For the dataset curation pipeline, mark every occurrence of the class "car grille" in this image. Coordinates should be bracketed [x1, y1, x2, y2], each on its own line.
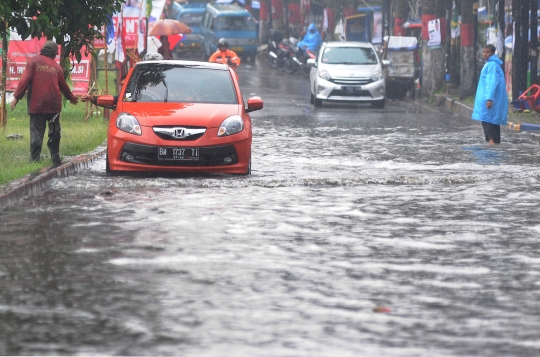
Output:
[120, 143, 238, 166]
[153, 126, 206, 141]
[330, 77, 373, 85]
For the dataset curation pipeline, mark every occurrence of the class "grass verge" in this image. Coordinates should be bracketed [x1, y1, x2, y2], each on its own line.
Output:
[0, 97, 108, 186]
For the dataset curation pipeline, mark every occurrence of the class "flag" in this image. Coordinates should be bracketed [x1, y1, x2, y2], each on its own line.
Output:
[494, 2, 504, 58]
[451, 1, 460, 39]
[106, 14, 115, 53]
[115, 6, 125, 63]
[137, 0, 148, 53]
[146, 0, 153, 19]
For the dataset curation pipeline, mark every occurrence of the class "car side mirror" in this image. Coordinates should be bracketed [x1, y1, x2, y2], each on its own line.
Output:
[307, 58, 316, 67]
[382, 59, 391, 68]
[246, 96, 263, 113]
[96, 95, 117, 110]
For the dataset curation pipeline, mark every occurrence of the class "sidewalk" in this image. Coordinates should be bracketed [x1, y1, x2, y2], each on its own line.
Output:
[0, 144, 106, 212]
[428, 85, 540, 144]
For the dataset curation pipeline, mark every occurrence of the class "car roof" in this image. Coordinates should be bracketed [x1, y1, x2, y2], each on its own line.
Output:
[323, 41, 375, 49]
[135, 60, 229, 71]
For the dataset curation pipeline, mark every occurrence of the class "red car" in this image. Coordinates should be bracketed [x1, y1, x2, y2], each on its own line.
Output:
[98, 60, 263, 175]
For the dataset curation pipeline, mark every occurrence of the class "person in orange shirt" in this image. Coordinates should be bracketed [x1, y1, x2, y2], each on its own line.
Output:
[208, 38, 241, 79]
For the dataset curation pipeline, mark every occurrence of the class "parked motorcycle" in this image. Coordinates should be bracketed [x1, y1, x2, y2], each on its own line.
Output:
[279, 39, 298, 74]
[267, 30, 286, 69]
[287, 37, 316, 77]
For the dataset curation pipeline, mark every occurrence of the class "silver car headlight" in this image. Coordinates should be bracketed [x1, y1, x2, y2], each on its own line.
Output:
[218, 115, 244, 137]
[371, 70, 383, 82]
[116, 113, 142, 135]
[319, 70, 331, 81]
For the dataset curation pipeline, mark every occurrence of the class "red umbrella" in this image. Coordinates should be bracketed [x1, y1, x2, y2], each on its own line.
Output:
[148, 19, 192, 37]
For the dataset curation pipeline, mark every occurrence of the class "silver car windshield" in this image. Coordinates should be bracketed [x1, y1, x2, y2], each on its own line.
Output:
[124, 65, 238, 104]
[321, 47, 379, 65]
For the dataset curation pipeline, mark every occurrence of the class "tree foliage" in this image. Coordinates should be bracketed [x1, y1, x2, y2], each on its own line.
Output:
[1, 0, 123, 77]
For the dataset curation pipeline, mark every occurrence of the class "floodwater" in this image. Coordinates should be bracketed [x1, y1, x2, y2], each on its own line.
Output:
[2, 59, 540, 356]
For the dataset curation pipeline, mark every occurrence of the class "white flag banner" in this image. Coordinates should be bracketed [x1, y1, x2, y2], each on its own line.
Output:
[137, 0, 148, 53]
[115, 6, 125, 63]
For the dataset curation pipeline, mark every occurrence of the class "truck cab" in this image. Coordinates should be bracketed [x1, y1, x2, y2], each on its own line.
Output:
[173, 2, 207, 59]
[201, 3, 259, 63]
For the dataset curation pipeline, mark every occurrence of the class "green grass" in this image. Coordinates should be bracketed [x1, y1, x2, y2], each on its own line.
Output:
[0, 62, 117, 186]
[0, 97, 108, 185]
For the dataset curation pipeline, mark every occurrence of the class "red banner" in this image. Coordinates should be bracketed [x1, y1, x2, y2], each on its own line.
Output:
[461, 23, 474, 47]
[1, 35, 91, 95]
[95, 16, 141, 50]
[422, 14, 436, 40]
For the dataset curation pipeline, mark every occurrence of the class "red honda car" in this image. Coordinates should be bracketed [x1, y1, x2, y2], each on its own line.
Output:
[98, 60, 263, 175]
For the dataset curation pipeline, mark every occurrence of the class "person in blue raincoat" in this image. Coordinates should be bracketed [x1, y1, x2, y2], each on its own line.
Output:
[297, 23, 323, 52]
[472, 44, 508, 145]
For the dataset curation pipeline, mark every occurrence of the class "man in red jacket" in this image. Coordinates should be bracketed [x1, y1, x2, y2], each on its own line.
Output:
[11, 41, 79, 165]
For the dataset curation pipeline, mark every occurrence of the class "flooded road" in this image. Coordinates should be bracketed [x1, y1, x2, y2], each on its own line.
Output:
[2, 60, 540, 356]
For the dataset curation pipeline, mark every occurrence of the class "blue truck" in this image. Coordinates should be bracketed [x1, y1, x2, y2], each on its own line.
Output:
[200, 3, 259, 63]
[173, 2, 207, 60]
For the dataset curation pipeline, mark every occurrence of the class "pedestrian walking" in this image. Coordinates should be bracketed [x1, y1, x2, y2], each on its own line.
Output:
[471, 44, 508, 145]
[10, 41, 79, 165]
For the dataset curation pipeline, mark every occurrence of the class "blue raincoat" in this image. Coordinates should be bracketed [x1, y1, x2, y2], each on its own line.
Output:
[297, 23, 323, 52]
[471, 54, 508, 125]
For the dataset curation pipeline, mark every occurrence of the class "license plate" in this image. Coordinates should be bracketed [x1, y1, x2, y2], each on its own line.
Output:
[342, 86, 363, 92]
[158, 147, 199, 161]
[230, 46, 243, 52]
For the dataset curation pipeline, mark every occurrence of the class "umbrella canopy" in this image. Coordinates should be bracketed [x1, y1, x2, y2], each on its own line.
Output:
[148, 19, 192, 37]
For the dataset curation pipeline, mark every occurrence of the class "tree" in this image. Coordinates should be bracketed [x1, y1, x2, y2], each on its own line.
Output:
[11, 0, 123, 78]
[460, 0, 475, 99]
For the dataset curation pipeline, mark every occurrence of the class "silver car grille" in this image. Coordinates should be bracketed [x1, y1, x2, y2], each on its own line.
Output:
[153, 127, 206, 140]
[330, 77, 372, 85]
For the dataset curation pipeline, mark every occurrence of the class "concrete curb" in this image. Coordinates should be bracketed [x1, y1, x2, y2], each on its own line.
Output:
[0, 145, 106, 212]
[433, 94, 474, 118]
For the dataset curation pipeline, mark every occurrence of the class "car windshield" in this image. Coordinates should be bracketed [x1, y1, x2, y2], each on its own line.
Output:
[123, 65, 238, 104]
[216, 16, 256, 31]
[178, 13, 203, 27]
[321, 47, 378, 65]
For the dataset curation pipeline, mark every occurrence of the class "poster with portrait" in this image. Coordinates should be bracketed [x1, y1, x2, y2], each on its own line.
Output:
[428, 18, 441, 48]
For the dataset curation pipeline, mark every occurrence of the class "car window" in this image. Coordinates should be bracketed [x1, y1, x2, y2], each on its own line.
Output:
[216, 16, 256, 31]
[178, 12, 203, 27]
[124, 65, 238, 104]
[321, 47, 378, 65]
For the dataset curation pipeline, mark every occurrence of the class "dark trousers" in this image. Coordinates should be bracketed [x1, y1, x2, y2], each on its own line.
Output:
[30, 113, 61, 163]
[481, 121, 501, 144]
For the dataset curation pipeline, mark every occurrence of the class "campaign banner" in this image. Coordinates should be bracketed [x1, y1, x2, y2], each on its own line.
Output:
[1, 34, 91, 95]
[95, 16, 142, 50]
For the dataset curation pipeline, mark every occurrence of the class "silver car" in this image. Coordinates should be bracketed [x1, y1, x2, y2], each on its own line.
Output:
[309, 41, 389, 108]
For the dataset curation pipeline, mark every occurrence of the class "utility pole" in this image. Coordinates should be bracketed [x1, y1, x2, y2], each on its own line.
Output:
[512, 0, 529, 100]
[1, 20, 7, 127]
[460, 0, 476, 99]
[530, 0, 538, 86]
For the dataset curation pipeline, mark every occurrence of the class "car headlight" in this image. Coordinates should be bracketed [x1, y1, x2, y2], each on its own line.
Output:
[116, 113, 142, 135]
[218, 115, 244, 137]
[319, 70, 331, 81]
[371, 70, 383, 82]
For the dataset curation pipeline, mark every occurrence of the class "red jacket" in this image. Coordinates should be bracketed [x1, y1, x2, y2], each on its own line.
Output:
[14, 54, 77, 114]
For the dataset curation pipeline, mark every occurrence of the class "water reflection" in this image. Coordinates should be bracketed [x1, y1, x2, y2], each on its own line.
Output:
[463, 146, 509, 165]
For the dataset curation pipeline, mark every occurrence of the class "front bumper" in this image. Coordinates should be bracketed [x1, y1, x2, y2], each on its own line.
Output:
[107, 128, 251, 174]
[314, 77, 386, 102]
